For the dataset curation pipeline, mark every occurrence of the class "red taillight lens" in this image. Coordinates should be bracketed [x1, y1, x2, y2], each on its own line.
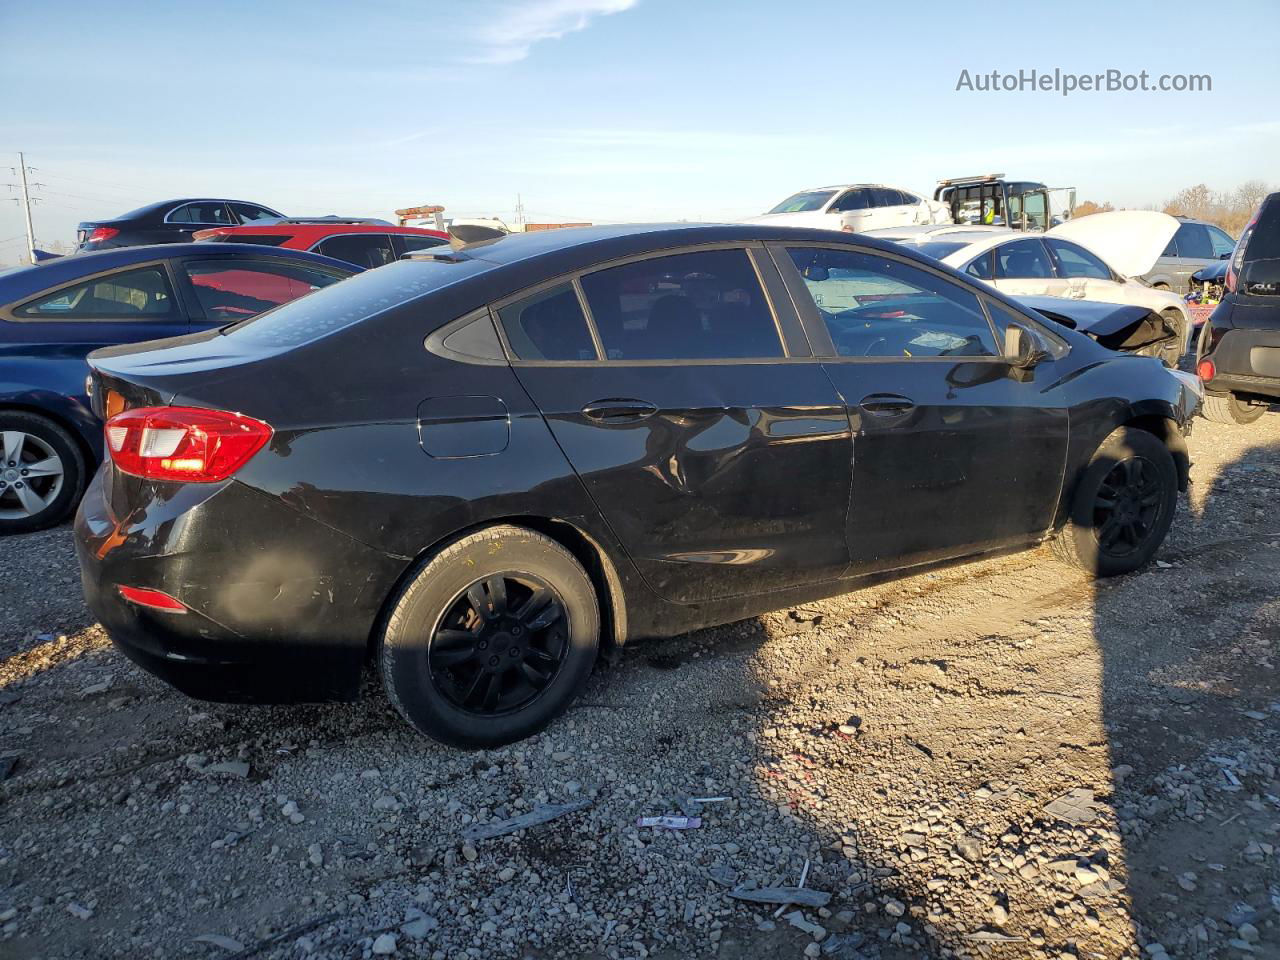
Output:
[1197, 359, 1216, 381]
[87, 226, 119, 244]
[104, 406, 272, 482]
[117, 585, 188, 613]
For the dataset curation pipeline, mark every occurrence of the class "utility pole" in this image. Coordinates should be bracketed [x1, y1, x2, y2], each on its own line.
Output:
[514, 193, 525, 230]
[16, 153, 36, 264]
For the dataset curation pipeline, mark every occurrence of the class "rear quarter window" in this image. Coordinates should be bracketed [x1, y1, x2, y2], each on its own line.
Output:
[222, 257, 492, 347]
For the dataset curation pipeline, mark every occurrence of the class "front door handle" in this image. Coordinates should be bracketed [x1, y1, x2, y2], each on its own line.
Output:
[581, 398, 659, 423]
[858, 394, 916, 416]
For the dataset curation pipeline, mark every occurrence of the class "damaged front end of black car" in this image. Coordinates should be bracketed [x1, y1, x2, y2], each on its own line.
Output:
[1015, 296, 1184, 367]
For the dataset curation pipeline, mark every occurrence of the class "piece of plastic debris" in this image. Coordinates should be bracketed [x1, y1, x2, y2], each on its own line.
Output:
[205, 761, 250, 779]
[689, 796, 729, 804]
[728, 886, 831, 908]
[964, 931, 1026, 942]
[461, 800, 592, 842]
[708, 864, 738, 887]
[637, 815, 701, 829]
[784, 910, 826, 937]
[1043, 788, 1099, 824]
[193, 934, 245, 951]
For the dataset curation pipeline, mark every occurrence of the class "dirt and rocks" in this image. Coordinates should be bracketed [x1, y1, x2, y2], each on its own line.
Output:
[1, 417, 1278, 960]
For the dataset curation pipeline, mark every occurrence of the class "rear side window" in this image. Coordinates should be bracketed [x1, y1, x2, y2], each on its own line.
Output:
[315, 234, 396, 268]
[183, 260, 344, 323]
[964, 251, 994, 280]
[580, 248, 782, 360]
[396, 235, 448, 255]
[497, 284, 597, 361]
[1207, 225, 1236, 258]
[786, 247, 997, 358]
[168, 202, 233, 225]
[993, 239, 1054, 279]
[16, 265, 177, 320]
[1046, 239, 1112, 279]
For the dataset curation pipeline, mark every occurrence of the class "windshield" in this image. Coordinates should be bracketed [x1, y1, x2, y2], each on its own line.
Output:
[222, 256, 493, 348]
[767, 190, 838, 214]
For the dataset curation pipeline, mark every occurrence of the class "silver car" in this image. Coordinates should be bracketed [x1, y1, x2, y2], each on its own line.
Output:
[1142, 216, 1236, 294]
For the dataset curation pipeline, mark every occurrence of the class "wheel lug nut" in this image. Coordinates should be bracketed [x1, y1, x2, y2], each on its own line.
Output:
[488, 656, 499, 666]
[14, 482, 22, 489]
[20, 469, 28, 476]
[478, 640, 488, 650]
[510, 647, 520, 657]
[511, 626, 522, 636]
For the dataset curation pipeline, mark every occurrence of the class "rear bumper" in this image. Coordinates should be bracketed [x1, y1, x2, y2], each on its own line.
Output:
[74, 468, 407, 704]
[1202, 327, 1280, 400]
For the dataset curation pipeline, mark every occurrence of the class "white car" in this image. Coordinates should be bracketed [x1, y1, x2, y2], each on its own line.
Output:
[747, 184, 951, 233]
[868, 211, 1194, 357]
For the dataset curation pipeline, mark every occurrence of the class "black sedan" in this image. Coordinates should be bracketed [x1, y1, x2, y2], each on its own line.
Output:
[74, 224, 1200, 747]
[77, 198, 284, 250]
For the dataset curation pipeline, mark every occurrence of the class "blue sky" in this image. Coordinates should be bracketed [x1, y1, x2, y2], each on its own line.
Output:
[1, 0, 1276, 259]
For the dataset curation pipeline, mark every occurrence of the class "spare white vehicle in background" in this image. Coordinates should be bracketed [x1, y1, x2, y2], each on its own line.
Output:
[747, 184, 950, 233]
[868, 211, 1193, 364]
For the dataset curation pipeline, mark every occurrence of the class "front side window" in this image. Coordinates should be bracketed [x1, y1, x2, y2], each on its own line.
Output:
[787, 247, 997, 358]
[16, 265, 177, 320]
[396, 234, 449, 255]
[993, 239, 1055, 279]
[580, 248, 782, 361]
[315, 234, 397, 268]
[830, 189, 870, 213]
[1173, 223, 1213, 259]
[1207, 225, 1236, 258]
[869, 188, 902, 207]
[168, 202, 233, 225]
[230, 202, 281, 223]
[767, 190, 838, 214]
[183, 260, 343, 323]
[497, 284, 596, 361]
[1046, 239, 1112, 280]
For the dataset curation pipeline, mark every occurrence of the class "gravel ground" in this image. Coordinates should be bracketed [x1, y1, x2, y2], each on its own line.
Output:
[1, 417, 1278, 960]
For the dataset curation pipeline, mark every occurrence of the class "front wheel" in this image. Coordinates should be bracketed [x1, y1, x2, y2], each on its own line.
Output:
[1202, 392, 1267, 425]
[379, 525, 600, 748]
[1052, 427, 1178, 576]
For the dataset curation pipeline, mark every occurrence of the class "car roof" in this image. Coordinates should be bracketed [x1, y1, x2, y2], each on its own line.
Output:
[199, 223, 449, 241]
[0, 243, 359, 305]
[406, 223, 918, 272]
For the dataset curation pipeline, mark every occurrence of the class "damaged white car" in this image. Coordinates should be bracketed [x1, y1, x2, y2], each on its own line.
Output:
[869, 211, 1194, 361]
[747, 185, 950, 234]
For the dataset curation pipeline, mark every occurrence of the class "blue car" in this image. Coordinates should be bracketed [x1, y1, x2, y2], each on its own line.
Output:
[0, 244, 359, 533]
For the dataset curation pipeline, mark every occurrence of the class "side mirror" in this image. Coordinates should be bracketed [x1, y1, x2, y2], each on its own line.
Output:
[1004, 323, 1046, 368]
[802, 265, 830, 282]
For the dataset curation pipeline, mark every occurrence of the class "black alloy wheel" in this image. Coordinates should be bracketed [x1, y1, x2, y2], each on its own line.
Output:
[1091, 457, 1166, 560]
[428, 573, 569, 716]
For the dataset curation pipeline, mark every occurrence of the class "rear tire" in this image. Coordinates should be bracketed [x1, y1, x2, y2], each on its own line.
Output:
[1202, 392, 1267, 425]
[1051, 427, 1178, 577]
[379, 525, 599, 748]
[0, 412, 87, 536]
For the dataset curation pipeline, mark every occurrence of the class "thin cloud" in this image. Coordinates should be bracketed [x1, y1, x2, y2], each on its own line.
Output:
[467, 0, 638, 64]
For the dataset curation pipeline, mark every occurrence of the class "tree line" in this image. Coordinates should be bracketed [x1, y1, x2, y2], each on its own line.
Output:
[1070, 181, 1271, 236]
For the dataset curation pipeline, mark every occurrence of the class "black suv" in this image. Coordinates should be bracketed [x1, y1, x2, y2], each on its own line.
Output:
[76, 198, 284, 251]
[1196, 193, 1280, 424]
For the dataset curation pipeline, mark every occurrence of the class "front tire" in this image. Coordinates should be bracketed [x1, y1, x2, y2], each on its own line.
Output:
[1052, 427, 1178, 576]
[0, 412, 87, 535]
[379, 525, 600, 748]
[1202, 392, 1267, 425]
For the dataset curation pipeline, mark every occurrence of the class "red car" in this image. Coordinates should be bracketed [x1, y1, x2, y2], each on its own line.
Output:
[193, 217, 449, 268]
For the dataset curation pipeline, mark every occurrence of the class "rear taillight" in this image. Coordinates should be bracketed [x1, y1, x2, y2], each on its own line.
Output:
[1197, 359, 1216, 381]
[117, 585, 187, 614]
[87, 226, 119, 244]
[104, 406, 272, 482]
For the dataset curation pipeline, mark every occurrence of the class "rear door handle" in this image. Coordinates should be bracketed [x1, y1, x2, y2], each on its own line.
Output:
[858, 394, 916, 416]
[581, 398, 659, 423]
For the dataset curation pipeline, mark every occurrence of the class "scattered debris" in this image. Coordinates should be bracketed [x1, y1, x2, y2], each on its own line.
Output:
[728, 887, 831, 908]
[193, 934, 245, 951]
[783, 910, 826, 938]
[636, 815, 701, 829]
[708, 864, 739, 887]
[964, 930, 1026, 942]
[204, 761, 250, 779]
[1043, 787, 1100, 824]
[460, 800, 592, 842]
